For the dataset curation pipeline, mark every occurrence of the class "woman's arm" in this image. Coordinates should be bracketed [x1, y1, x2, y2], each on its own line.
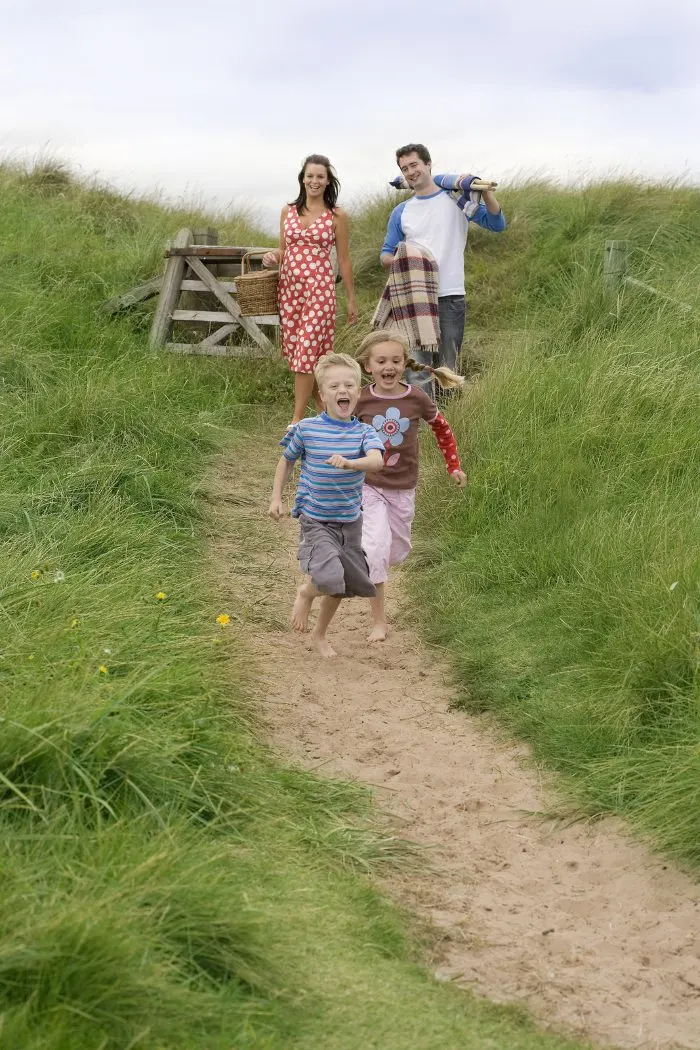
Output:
[333, 208, 357, 324]
[263, 205, 289, 268]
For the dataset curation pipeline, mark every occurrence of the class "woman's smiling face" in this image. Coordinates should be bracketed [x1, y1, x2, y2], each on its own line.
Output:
[303, 163, 330, 200]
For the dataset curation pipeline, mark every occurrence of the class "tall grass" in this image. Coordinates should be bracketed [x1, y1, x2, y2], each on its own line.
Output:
[0, 160, 590, 1048]
[413, 179, 700, 865]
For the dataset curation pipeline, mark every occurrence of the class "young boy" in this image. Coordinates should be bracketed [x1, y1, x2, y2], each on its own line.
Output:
[269, 353, 385, 658]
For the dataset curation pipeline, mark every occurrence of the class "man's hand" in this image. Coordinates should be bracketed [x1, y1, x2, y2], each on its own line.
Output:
[482, 189, 501, 215]
[268, 498, 285, 519]
[451, 470, 468, 488]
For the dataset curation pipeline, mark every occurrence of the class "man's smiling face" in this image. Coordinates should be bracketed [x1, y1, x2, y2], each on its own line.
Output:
[398, 151, 433, 194]
[319, 366, 360, 421]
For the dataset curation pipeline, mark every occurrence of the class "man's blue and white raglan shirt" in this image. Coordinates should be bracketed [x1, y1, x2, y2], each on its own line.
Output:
[283, 413, 385, 522]
[382, 187, 506, 297]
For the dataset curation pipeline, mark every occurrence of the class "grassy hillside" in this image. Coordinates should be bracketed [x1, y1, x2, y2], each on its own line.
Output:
[411, 179, 700, 864]
[0, 161, 590, 1049]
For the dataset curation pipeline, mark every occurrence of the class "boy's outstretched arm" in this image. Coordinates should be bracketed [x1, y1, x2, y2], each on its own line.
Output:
[326, 449, 383, 472]
[269, 456, 295, 519]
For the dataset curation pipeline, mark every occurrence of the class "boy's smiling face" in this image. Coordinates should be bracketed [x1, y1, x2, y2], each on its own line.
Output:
[319, 365, 360, 421]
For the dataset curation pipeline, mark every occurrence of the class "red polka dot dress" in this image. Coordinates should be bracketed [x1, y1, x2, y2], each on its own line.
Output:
[278, 206, 336, 374]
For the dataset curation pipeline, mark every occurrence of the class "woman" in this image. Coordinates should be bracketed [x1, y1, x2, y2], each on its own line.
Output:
[263, 154, 357, 424]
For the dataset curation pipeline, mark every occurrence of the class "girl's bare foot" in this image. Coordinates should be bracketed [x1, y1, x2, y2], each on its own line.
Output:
[368, 587, 387, 644]
[291, 583, 314, 632]
[312, 633, 337, 659]
[368, 623, 388, 643]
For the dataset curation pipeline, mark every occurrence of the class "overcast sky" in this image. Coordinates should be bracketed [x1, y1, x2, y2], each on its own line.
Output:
[2, 0, 699, 230]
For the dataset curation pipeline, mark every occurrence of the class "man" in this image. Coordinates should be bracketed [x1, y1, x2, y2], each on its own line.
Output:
[380, 143, 506, 388]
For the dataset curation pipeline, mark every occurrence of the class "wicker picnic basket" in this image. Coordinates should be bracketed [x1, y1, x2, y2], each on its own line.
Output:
[235, 250, 279, 316]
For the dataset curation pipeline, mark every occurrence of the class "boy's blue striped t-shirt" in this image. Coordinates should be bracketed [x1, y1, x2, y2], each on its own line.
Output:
[284, 413, 385, 522]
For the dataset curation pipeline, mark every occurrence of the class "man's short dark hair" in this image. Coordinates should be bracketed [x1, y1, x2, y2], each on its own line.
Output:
[395, 143, 431, 166]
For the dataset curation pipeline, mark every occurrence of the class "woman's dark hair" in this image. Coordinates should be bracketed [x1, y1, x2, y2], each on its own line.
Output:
[290, 154, 340, 214]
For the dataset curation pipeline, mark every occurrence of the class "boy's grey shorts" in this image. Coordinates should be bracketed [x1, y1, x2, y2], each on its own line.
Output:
[298, 514, 376, 599]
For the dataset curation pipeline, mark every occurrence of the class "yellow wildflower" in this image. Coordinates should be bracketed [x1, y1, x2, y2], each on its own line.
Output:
[216, 614, 231, 628]
[70, 618, 80, 629]
[99, 665, 108, 675]
[31, 570, 41, 580]
[155, 591, 167, 601]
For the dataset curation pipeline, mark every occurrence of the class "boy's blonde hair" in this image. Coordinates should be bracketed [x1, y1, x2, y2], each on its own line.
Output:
[354, 330, 465, 392]
[314, 352, 362, 390]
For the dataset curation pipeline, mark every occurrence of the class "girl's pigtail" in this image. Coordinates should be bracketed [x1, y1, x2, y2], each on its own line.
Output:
[432, 365, 465, 390]
[405, 357, 465, 391]
[405, 355, 429, 376]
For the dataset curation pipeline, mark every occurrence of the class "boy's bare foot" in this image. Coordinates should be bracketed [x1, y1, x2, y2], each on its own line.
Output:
[368, 623, 388, 643]
[291, 583, 314, 632]
[312, 632, 337, 659]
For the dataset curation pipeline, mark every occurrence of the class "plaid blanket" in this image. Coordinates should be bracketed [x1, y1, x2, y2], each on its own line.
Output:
[371, 241, 440, 352]
[389, 172, 482, 218]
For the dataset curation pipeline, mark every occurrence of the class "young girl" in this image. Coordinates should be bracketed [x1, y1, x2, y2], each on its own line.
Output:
[354, 330, 467, 642]
[262, 154, 357, 425]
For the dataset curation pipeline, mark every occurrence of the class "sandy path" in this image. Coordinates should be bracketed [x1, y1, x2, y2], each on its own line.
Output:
[211, 423, 700, 1050]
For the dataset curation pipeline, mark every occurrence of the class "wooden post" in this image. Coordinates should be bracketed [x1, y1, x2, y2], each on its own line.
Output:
[185, 229, 219, 312]
[603, 240, 629, 294]
[191, 229, 218, 246]
[149, 227, 192, 347]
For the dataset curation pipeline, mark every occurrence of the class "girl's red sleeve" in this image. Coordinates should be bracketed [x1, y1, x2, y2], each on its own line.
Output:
[427, 412, 462, 475]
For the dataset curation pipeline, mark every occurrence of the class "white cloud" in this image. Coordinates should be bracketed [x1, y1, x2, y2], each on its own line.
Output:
[2, 0, 698, 232]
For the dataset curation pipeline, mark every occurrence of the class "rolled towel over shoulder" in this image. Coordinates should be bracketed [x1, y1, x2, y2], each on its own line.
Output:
[389, 172, 497, 218]
[389, 173, 497, 191]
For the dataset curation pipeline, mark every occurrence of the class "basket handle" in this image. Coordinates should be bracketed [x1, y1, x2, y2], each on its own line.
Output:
[240, 250, 269, 276]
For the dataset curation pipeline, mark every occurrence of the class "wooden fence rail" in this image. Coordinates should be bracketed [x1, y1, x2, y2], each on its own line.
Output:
[603, 240, 693, 314]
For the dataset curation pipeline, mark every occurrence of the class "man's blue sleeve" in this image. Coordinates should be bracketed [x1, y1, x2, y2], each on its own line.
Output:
[469, 203, 506, 232]
[381, 202, 406, 256]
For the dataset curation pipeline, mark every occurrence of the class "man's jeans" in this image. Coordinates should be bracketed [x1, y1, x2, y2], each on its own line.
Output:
[407, 295, 466, 395]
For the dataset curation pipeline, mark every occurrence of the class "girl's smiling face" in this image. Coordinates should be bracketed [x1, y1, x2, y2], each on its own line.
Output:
[366, 341, 407, 395]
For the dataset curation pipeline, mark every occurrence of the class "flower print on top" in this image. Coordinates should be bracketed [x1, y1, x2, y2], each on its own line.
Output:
[372, 406, 411, 447]
[356, 384, 440, 489]
[371, 405, 411, 468]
